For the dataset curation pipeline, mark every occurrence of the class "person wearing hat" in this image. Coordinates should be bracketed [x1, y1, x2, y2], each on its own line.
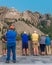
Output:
[21, 31, 29, 56]
[45, 34, 51, 55]
[31, 31, 39, 56]
[5, 25, 17, 63]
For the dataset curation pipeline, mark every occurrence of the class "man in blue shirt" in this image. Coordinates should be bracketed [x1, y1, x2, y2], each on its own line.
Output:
[6, 25, 17, 63]
[22, 31, 29, 56]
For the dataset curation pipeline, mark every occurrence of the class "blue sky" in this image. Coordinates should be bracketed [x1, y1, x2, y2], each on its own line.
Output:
[0, 0, 52, 14]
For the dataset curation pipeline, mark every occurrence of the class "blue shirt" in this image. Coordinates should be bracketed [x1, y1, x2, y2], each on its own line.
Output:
[22, 34, 28, 43]
[6, 30, 17, 46]
[45, 36, 51, 46]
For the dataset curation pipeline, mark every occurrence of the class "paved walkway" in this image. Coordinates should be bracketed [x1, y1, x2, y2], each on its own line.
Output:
[0, 55, 52, 64]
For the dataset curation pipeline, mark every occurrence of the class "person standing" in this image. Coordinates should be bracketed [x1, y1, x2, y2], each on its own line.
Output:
[39, 34, 46, 55]
[31, 31, 39, 56]
[22, 31, 29, 56]
[45, 35, 51, 55]
[6, 25, 17, 63]
[2, 33, 7, 56]
[51, 40, 52, 54]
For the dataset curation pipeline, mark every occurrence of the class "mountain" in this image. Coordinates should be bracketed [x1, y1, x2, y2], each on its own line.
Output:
[0, 7, 52, 38]
[13, 21, 43, 35]
[0, 7, 8, 21]
[0, 22, 3, 37]
[5, 8, 22, 19]
[22, 11, 39, 26]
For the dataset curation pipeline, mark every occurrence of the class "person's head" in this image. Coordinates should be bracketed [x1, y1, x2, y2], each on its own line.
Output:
[41, 34, 45, 36]
[46, 34, 49, 36]
[24, 31, 26, 34]
[9, 25, 15, 30]
[34, 31, 37, 33]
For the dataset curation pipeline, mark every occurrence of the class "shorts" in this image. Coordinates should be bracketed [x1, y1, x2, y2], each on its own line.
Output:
[32, 41, 39, 48]
[2, 42, 7, 50]
[22, 42, 28, 49]
[40, 44, 46, 52]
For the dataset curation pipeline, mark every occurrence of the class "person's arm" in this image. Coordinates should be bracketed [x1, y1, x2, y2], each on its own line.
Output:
[2, 36, 6, 43]
[2, 38, 6, 42]
[6, 32, 8, 39]
[5, 32, 8, 43]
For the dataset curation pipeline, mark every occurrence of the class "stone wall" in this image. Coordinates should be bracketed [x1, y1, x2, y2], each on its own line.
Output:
[0, 41, 32, 55]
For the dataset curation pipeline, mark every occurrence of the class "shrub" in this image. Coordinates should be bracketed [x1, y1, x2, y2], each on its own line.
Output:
[0, 28, 1, 32]
[15, 19, 17, 22]
[0, 36, 2, 40]
[28, 33, 31, 40]
[16, 35, 21, 41]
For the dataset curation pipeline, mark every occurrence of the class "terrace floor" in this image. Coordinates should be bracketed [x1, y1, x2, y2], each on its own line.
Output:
[0, 55, 52, 64]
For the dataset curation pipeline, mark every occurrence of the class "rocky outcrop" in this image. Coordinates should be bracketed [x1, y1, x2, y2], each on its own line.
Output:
[5, 8, 22, 19]
[13, 21, 43, 35]
[0, 7, 52, 35]
[0, 7, 8, 21]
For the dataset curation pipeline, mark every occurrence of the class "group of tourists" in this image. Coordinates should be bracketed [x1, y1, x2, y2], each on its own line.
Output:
[32, 31, 51, 56]
[1, 25, 52, 63]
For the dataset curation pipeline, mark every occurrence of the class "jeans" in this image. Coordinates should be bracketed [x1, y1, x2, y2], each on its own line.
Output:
[6, 45, 16, 61]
